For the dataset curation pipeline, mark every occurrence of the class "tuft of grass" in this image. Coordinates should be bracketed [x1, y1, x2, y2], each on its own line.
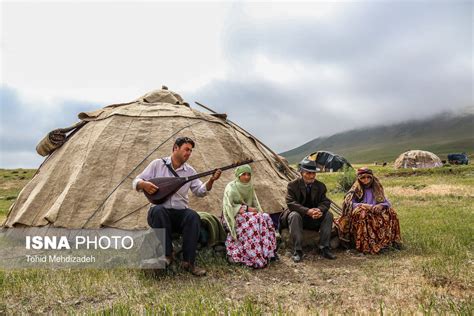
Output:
[334, 165, 356, 193]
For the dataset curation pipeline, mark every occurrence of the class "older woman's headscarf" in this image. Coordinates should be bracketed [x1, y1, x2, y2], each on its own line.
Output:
[341, 167, 386, 216]
[222, 164, 262, 239]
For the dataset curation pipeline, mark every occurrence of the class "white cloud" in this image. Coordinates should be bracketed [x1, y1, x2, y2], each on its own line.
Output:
[253, 54, 305, 84]
[1, 2, 230, 103]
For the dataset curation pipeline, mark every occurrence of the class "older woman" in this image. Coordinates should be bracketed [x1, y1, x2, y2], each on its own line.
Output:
[338, 167, 402, 254]
[222, 164, 277, 268]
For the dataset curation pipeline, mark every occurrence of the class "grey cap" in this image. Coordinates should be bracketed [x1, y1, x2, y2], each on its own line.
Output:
[298, 157, 320, 172]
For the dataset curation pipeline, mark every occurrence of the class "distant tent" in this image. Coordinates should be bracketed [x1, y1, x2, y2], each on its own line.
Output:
[3, 87, 298, 229]
[302, 151, 351, 172]
[394, 150, 443, 169]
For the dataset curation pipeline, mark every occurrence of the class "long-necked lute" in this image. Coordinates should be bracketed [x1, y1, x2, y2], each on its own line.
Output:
[143, 159, 254, 204]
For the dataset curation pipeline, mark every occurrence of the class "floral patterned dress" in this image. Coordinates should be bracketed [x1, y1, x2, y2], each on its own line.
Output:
[350, 204, 401, 254]
[223, 211, 276, 268]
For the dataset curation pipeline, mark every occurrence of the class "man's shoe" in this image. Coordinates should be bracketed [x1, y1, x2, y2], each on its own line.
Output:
[181, 262, 207, 276]
[291, 251, 303, 263]
[321, 247, 336, 260]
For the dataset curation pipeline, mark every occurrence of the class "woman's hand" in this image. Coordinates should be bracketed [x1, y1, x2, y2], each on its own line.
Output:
[373, 204, 384, 213]
[247, 207, 258, 213]
[239, 204, 257, 213]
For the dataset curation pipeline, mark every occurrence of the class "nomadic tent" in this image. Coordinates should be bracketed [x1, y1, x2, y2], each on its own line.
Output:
[3, 87, 298, 229]
[302, 151, 351, 172]
[394, 150, 443, 169]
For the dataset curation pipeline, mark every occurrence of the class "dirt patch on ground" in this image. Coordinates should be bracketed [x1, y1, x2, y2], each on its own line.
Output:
[0, 179, 31, 192]
[387, 184, 473, 197]
[205, 249, 457, 313]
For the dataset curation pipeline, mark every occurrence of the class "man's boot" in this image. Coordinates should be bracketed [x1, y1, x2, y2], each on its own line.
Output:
[321, 247, 336, 260]
[181, 261, 207, 276]
[292, 250, 303, 263]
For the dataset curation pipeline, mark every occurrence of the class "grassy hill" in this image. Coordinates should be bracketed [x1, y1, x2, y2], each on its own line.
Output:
[280, 111, 474, 164]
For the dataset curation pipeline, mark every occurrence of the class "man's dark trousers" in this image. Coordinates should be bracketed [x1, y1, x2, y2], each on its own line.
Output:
[288, 210, 333, 252]
[147, 204, 200, 264]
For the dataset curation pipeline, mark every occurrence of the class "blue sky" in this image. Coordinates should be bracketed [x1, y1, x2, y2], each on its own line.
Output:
[1, 1, 472, 168]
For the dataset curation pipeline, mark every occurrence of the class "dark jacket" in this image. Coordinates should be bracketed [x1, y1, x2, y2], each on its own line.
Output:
[280, 177, 331, 229]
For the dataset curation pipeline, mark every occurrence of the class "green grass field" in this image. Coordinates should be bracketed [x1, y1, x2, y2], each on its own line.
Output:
[1, 165, 473, 314]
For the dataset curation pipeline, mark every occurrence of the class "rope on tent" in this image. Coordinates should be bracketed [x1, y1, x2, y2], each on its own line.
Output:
[82, 120, 204, 228]
[190, 101, 246, 160]
[107, 202, 150, 225]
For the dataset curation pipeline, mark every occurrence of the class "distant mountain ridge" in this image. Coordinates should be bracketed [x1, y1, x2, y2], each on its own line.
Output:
[280, 111, 474, 164]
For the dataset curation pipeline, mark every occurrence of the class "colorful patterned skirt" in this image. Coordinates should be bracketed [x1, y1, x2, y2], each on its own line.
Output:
[349, 205, 402, 254]
[224, 212, 277, 268]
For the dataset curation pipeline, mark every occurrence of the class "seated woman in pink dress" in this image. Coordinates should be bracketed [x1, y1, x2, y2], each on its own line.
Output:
[222, 164, 277, 268]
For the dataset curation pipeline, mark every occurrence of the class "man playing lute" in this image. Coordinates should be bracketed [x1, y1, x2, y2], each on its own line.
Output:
[133, 136, 222, 276]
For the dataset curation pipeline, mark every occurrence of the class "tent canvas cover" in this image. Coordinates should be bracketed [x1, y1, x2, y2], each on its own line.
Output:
[3, 88, 297, 229]
[394, 150, 443, 169]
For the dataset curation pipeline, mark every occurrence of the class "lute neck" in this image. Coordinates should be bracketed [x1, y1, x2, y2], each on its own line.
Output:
[186, 159, 253, 182]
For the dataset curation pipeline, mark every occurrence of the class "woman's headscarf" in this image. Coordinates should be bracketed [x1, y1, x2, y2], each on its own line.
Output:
[222, 164, 262, 239]
[341, 167, 386, 215]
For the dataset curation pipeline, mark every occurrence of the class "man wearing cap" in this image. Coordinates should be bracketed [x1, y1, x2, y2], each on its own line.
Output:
[280, 158, 336, 262]
[133, 136, 222, 276]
